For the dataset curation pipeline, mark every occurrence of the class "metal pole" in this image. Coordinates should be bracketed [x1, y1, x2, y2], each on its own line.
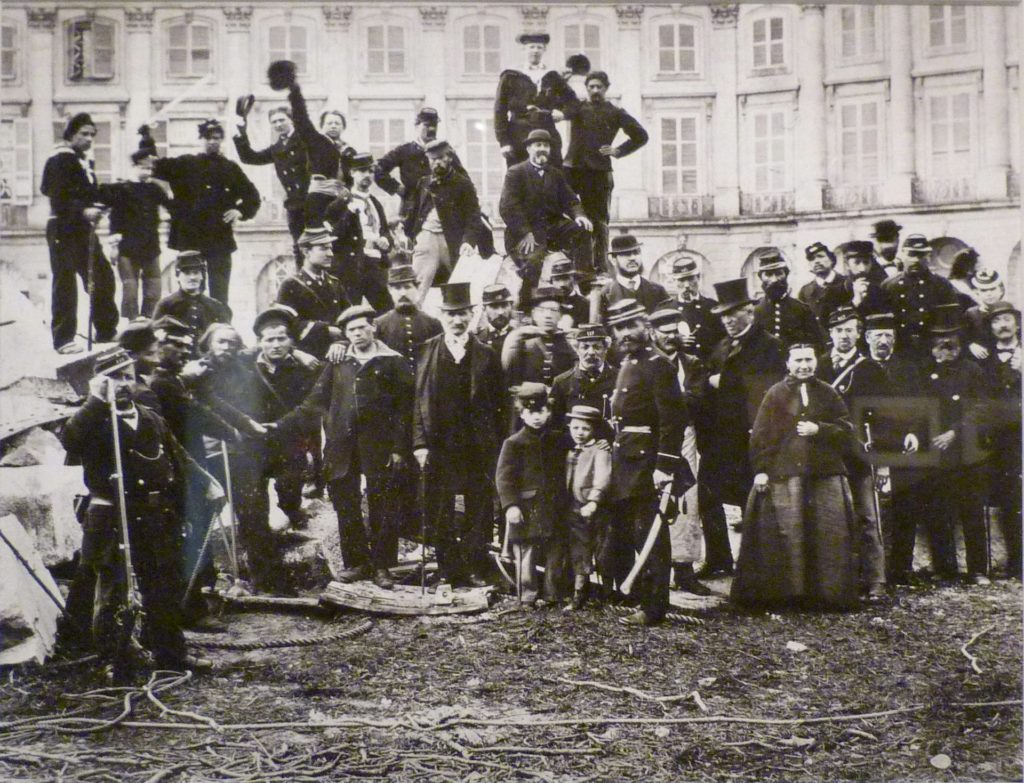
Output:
[864, 423, 885, 545]
[87, 226, 97, 351]
[181, 508, 221, 610]
[108, 389, 144, 647]
[0, 526, 67, 615]
[419, 458, 429, 596]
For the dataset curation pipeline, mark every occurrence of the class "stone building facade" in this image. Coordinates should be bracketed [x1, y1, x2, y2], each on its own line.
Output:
[1, 2, 1020, 331]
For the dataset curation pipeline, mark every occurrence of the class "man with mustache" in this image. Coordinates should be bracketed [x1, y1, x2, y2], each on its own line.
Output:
[550, 323, 616, 438]
[840, 241, 891, 321]
[665, 255, 726, 361]
[599, 234, 670, 315]
[547, 255, 591, 330]
[153, 252, 233, 356]
[964, 268, 1009, 361]
[348, 153, 393, 312]
[798, 242, 850, 328]
[752, 249, 826, 352]
[880, 234, 960, 360]
[871, 219, 903, 278]
[374, 264, 443, 374]
[475, 284, 519, 355]
[502, 286, 577, 391]
[499, 129, 594, 300]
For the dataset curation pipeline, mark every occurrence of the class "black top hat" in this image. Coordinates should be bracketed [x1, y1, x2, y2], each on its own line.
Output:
[826, 306, 860, 328]
[566, 404, 602, 424]
[712, 278, 753, 315]
[902, 234, 931, 255]
[756, 249, 788, 273]
[608, 234, 642, 256]
[649, 306, 683, 330]
[298, 226, 335, 247]
[268, 60, 298, 90]
[928, 304, 963, 335]
[517, 32, 550, 45]
[525, 129, 552, 145]
[672, 256, 699, 277]
[440, 282, 473, 311]
[387, 265, 418, 286]
[349, 152, 374, 171]
[805, 241, 835, 261]
[416, 107, 440, 125]
[864, 312, 896, 332]
[63, 112, 96, 141]
[565, 53, 591, 76]
[94, 348, 134, 377]
[844, 240, 875, 259]
[605, 298, 646, 327]
[253, 304, 298, 336]
[573, 323, 608, 342]
[871, 219, 903, 241]
[336, 304, 376, 331]
[117, 318, 157, 353]
[175, 250, 206, 271]
[481, 284, 513, 305]
[530, 286, 565, 306]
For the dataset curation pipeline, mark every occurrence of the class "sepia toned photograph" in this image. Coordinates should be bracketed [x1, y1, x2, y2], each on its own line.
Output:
[0, 1, 1021, 780]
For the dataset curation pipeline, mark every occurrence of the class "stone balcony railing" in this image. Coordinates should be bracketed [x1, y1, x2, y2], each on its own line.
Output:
[647, 194, 715, 219]
[911, 176, 975, 205]
[822, 183, 880, 211]
[739, 190, 795, 216]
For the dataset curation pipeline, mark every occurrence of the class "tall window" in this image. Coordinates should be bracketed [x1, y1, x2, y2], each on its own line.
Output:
[367, 118, 406, 160]
[463, 117, 503, 210]
[928, 5, 968, 49]
[564, 23, 600, 69]
[657, 23, 697, 74]
[463, 24, 501, 75]
[367, 25, 405, 75]
[2, 25, 18, 81]
[839, 6, 878, 61]
[147, 119, 205, 157]
[0, 119, 32, 204]
[659, 115, 700, 195]
[268, 24, 309, 76]
[929, 93, 972, 175]
[67, 18, 115, 81]
[752, 16, 785, 69]
[52, 120, 113, 182]
[751, 110, 788, 191]
[838, 101, 881, 184]
[167, 20, 213, 77]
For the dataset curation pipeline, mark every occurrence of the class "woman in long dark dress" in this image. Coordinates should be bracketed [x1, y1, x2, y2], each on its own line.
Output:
[731, 343, 861, 610]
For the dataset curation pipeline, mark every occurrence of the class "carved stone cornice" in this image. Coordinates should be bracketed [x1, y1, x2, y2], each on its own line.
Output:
[125, 7, 155, 32]
[322, 6, 353, 31]
[27, 7, 57, 31]
[519, 6, 549, 31]
[419, 6, 447, 31]
[800, 4, 826, 14]
[223, 6, 253, 31]
[710, 4, 739, 30]
[615, 6, 644, 30]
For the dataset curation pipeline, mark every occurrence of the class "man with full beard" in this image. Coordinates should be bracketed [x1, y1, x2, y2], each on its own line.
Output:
[841, 241, 891, 321]
[475, 284, 519, 355]
[599, 234, 669, 315]
[752, 249, 826, 352]
[374, 264, 443, 374]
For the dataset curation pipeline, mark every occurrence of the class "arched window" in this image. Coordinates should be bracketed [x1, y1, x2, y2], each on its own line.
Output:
[66, 16, 116, 81]
[166, 17, 214, 78]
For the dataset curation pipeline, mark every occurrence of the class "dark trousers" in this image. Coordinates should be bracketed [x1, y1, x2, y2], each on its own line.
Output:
[81, 502, 186, 668]
[286, 205, 305, 268]
[47, 220, 119, 348]
[360, 256, 391, 311]
[328, 458, 398, 572]
[990, 454, 1022, 576]
[204, 250, 232, 307]
[512, 218, 595, 309]
[608, 493, 671, 620]
[180, 478, 218, 622]
[565, 168, 613, 275]
[696, 459, 744, 572]
[117, 252, 162, 319]
[427, 463, 493, 582]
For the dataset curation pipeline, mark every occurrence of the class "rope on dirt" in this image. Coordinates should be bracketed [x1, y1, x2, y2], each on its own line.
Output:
[606, 605, 707, 627]
[191, 619, 373, 651]
[959, 624, 995, 675]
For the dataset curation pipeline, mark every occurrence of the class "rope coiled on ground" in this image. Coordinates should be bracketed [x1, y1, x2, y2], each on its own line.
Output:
[192, 619, 374, 650]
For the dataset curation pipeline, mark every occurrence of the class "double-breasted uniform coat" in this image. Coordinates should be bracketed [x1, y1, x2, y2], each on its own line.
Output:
[274, 268, 351, 360]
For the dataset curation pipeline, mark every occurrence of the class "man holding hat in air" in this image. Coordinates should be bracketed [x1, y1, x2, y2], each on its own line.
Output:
[41, 112, 120, 353]
[153, 251, 233, 354]
[753, 248, 826, 351]
[502, 286, 577, 390]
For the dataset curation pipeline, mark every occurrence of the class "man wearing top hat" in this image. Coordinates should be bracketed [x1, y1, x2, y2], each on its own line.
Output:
[599, 234, 670, 316]
[798, 242, 851, 328]
[602, 299, 686, 624]
[880, 234, 960, 360]
[550, 323, 617, 439]
[275, 305, 414, 589]
[414, 283, 506, 587]
[871, 219, 903, 277]
[890, 305, 992, 585]
[234, 103, 309, 265]
[406, 139, 493, 301]
[40, 112, 120, 353]
[475, 284, 519, 356]
[666, 254, 726, 361]
[274, 227, 351, 361]
[841, 241, 892, 320]
[752, 249, 826, 352]
[375, 264, 444, 373]
[151, 119, 261, 306]
[546, 254, 591, 329]
[696, 278, 787, 579]
[502, 286, 578, 391]
[349, 152, 394, 312]
[563, 69, 648, 275]
[500, 129, 594, 297]
[153, 251, 233, 355]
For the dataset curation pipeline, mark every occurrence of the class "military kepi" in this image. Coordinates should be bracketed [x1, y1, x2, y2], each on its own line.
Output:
[605, 298, 646, 326]
[513, 382, 550, 412]
[175, 250, 206, 271]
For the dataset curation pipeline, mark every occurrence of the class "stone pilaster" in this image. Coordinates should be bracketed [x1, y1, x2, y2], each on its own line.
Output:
[795, 5, 826, 212]
[419, 7, 448, 113]
[882, 5, 914, 205]
[710, 5, 740, 216]
[612, 5, 646, 218]
[27, 8, 56, 224]
[979, 6, 1010, 199]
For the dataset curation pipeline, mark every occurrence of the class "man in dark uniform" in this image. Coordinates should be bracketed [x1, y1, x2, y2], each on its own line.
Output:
[880, 234, 960, 360]
[275, 227, 350, 361]
[414, 283, 506, 587]
[667, 255, 726, 361]
[40, 112, 119, 352]
[62, 350, 219, 678]
[475, 284, 519, 356]
[234, 104, 309, 265]
[153, 252, 232, 355]
[842, 240, 891, 320]
[276, 305, 414, 589]
[563, 69, 648, 275]
[600, 235, 670, 315]
[502, 286, 577, 390]
[547, 255, 591, 329]
[752, 249, 826, 351]
[499, 129, 594, 299]
[871, 219, 903, 277]
[798, 242, 850, 328]
[697, 278, 787, 579]
[603, 300, 686, 626]
[151, 119, 261, 306]
[374, 264, 443, 373]
[550, 323, 616, 436]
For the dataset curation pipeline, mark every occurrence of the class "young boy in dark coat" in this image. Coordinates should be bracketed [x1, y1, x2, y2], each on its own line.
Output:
[495, 383, 569, 608]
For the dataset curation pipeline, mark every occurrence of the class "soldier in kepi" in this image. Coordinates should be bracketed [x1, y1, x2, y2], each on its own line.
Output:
[152, 251, 233, 355]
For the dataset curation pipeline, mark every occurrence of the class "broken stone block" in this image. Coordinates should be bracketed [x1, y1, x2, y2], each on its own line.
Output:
[0, 427, 66, 467]
[0, 465, 85, 567]
[0, 514, 62, 664]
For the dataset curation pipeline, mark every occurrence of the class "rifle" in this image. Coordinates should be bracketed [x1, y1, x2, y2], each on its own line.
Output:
[621, 481, 673, 596]
[180, 506, 222, 611]
[87, 224, 98, 350]
[863, 423, 886, 547]
[417, 456, 429, 596]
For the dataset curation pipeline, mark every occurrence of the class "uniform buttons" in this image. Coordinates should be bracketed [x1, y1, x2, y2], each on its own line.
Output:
[138, 479, 145, 486]
[952, 394, 960, 401]
[931, 373, 939, 380]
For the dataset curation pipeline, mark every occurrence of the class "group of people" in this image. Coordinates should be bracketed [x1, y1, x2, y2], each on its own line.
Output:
[44, 31, 1021, 680]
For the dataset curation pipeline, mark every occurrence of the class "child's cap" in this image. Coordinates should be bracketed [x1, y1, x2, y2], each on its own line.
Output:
[566, 404, 602, 425]
[513, 382, 550, 412]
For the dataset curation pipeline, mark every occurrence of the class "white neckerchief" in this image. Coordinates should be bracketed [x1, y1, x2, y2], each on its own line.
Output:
[444, 332, 470, 364]
[116, 404, 139, 431]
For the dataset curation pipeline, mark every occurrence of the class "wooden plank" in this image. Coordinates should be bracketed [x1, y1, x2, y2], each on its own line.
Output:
[320, 581, 492, 616]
